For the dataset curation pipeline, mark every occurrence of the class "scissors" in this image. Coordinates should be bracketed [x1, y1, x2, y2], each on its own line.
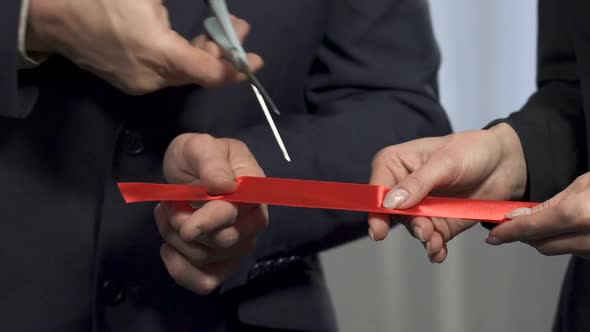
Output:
[203, 0, 291, 162]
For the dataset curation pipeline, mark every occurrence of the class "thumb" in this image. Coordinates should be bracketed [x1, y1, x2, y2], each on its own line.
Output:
[382, 154, 460, 210]
[504, 184, 571, 219]
[164, 134, 236, 195]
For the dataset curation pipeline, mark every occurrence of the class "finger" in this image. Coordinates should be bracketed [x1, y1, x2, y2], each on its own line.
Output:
[161, 244, 241, 295]
[192, 34, 208, 49]
[429, 243, 448, 264]
[193, 16, 251, 59]
[160, 201, 193, 232]
[230, 15, 251, 44]
[368, 213, 391, 241]
[368, 150, 408, 240]
[381, 153, 460, 210]
[409, 216, 434, 243]
[164, 134, 236, 194]
[245, 53, 264, 73]
[197, 203, 268, 249]
[432, 217, 456, 242]
[222, 139, 265, 179]
[488, 204, 570, 244]
[434, 217, 476, 242]
[425, 229, 444, 256]
[178, 200, 239, 243]
[203, 40, 223, 59]
[155, 202, 177, 240]
[158, 203, 259, 266]
[163, 229, 256, 267]
[163, 32, 262, 88]
[527, 232, 590, 257]
[369, 148, 406, 188]
[397, 215, 413, 238]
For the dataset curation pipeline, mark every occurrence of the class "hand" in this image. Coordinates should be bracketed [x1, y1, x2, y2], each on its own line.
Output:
[368, 123, 528, 263]
[154, 134, 268, 294]
[487, 172, 590, 258]
[26, 0, 263, 94]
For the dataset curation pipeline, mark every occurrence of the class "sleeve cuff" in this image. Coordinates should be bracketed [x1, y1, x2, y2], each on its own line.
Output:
[18, 0, 48, 68]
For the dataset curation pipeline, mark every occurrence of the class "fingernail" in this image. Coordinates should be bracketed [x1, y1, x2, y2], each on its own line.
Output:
[428, 253, 435, 264]
[369, 228, 376, 241]
[486, 236, 503, 246]
[383, 189, 410, 209]
[425, 241, 432, 254]
[506, 207, 532, 219]
[413, 226, 425, 242]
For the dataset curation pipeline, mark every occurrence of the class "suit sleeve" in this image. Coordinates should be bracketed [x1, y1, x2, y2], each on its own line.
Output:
[1, 0, 39, 119]
[236, 0, 451, 262]
[490, 1, 586, 202]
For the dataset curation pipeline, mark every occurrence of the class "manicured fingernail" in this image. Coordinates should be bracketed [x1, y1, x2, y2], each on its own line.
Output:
[506, 207, 532, 219]
[486, 236, 503, 246]
[425, 241, 432, 254]
[383, 189, 410, 209]
[413, 226, 425, 242]
[369, 228, 376, 241]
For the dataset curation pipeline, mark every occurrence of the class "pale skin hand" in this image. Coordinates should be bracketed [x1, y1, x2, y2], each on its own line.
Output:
[26, 0, 263, 94]
[154, 134, 268, 294]
[368, 123, 528, 263]
[488, 172, 590, 259]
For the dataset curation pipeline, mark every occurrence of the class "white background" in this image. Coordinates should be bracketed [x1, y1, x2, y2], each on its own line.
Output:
[321, 1, 570, 331]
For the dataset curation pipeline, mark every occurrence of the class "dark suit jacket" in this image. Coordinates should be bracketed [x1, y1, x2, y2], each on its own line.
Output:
[0, 0, 450, 331]
[492, 1, 590, 331]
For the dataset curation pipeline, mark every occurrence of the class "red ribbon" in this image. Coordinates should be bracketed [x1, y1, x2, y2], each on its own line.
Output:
[117, 176, 537, 223]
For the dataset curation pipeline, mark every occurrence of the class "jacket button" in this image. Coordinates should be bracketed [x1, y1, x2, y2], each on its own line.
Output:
[121, 129, 144, 155]
[101, 280, 126, 306]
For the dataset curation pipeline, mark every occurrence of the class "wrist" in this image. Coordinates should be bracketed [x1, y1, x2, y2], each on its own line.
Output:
[488, 123, 528, 200]
[25, 0, 65, 55]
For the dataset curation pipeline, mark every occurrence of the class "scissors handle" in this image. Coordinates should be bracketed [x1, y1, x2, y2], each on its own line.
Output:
[204, 17, 250, 72]
[204, 0, 249, 72]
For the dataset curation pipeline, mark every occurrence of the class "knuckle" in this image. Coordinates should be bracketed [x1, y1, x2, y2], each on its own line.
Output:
[402, 175, 423, 193]
[188, 133, 215, 147]
[185, 133, 217, 154]
[169, 214, 185, 230]
[522, 220, 538, 239]
[231, 139, 250, 153]
[124, 76, 163, 95]
[215, 228, 240, 249]
[572, 174, 590, 192]
[371, 148, 392, 169]
[195, 276, 220, 295]
[438, 153, 462, 180]
[170, 133, 192, 149]
[165, 252, 189, 282]
[179, 222, 203, 242]
[237, 19, 250, 33]
[199, 70, 225, 88]
[189, 248, 209, 266]
[567, 200, 590, 229]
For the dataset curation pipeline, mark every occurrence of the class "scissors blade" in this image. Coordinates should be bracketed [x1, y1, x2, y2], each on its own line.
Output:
[250, 83, 291, 162]
[246, 72, 280, 115]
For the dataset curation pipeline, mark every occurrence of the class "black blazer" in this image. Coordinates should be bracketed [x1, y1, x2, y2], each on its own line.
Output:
[0, 0, 450, 331]
[495, 1, 590, 331]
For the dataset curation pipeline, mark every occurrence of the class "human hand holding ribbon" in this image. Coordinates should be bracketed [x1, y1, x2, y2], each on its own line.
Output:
[118, 176, 537, 223]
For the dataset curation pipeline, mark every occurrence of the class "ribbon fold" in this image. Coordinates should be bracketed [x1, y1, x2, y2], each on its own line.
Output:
[118, 176, 537, 223]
